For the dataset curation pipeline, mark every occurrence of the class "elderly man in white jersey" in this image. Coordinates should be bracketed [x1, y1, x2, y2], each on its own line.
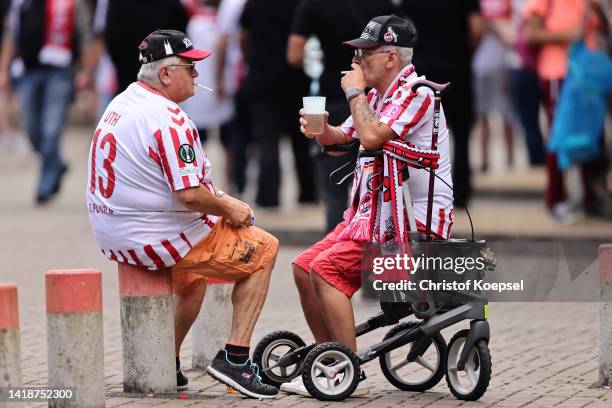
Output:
[282, 15, 454, 396]
[86, 29, 279, 399]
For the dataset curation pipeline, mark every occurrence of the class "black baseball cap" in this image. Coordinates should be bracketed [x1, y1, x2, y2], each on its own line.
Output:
[138, 29, 212, 64]
[343, 15, 417, 49]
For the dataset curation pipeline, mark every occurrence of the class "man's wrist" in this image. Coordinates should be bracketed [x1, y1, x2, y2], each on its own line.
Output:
[345, 87, 365, 101]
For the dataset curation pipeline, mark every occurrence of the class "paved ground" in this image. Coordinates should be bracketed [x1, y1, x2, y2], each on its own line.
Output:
[1, 127, 611, 407]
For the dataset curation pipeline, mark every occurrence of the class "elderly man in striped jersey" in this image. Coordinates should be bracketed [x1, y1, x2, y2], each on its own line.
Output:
[283, 15, 454, 396]
[86, 29, 279, 399]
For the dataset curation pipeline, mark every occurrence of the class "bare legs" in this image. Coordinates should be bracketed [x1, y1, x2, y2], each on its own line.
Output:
[293, 264, 332, 343]
[293, 264, 357, 352]
[173, 237, 279, 356]
[479, 116, 514, 171]
[227, 240, 279, 345]
[174, 283, 207, 356]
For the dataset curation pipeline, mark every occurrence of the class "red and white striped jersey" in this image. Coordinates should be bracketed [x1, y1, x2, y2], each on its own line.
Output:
[86, 81, 218, 269]
[339, 64, 454, 239]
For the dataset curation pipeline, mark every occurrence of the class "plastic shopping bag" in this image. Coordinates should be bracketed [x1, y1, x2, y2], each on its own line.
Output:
[548, 41, 612, 170]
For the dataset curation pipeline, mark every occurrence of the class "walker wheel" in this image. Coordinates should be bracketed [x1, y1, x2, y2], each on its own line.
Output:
[445, 329, 491, 400]
[252, 331, 306, 387]
[302, 342, 360, 401]
[379, 322, 447, 391]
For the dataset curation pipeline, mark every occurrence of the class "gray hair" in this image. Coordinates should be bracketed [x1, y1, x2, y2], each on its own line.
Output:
[137, 56, 183, 82]
[380, 45, 413, 67]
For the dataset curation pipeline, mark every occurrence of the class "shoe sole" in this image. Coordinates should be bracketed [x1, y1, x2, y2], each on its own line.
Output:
[177, 384, 188, 391]
[206, 365, 277, 400]
[279, 384, 310, 397]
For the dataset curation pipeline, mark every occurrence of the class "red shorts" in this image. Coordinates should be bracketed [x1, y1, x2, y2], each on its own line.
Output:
[293, 220, 441, 298]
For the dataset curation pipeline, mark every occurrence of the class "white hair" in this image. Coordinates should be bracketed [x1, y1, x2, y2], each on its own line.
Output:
[137, 56, 183, 82]
[380, 45, 413, 67]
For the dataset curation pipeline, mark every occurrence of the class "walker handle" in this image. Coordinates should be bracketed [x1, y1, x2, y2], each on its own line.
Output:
[410, 80, 451, 94]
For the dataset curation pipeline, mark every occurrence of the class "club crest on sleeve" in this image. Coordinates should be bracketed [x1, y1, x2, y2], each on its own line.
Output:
[383, 104, 402, 120]
[178, 144, 195, 163]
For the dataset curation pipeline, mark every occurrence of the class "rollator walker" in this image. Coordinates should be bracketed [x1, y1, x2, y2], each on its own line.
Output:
[253, 81, 492, 401]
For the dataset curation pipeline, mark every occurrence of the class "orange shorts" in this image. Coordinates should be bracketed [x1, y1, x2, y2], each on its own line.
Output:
[172, 220, 279, 295]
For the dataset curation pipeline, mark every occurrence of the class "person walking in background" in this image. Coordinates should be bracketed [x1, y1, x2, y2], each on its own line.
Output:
[215, 0, 250, 196]
[92, 0, 117, 119]
[509, 0, 546, 167]
[181, 0, 237, 190]
[524, 0, 586, 222]
[547, 0, 612, 218]
[240, 0, 317, 208]
[287, 0, 396, 232]
[473, 0, 516, 172]
[102, 0, 189, 94]
[400, 0, 484, 208]
[0, 0, 26, 153]
[0, 0, 97, 204]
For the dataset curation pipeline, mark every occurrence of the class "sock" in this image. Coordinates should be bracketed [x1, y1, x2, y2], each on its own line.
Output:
[225, 343, 250, 364]
[176, 356, 181, 372]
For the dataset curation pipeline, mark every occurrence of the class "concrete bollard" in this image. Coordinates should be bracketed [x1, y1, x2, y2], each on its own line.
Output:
[192, 281, 232, 369]
[118, 264, 175, 393]
[0, 284, 22, 388]
[46, 270, 105, 408]
[599, 244, 612, 388]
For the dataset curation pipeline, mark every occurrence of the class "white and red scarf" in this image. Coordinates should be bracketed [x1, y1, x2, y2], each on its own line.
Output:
[38, 0, 75, 67]
[337, 140, 439, 244]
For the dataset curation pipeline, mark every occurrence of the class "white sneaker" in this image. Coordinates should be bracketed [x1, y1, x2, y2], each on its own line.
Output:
[549, 202, 579, 225]
[280, 373, 370, 397]
[280, 376, 310, 396]
[353, 372, 370, 396]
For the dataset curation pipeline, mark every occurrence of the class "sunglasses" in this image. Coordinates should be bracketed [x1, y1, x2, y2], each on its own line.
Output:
[353, 49, 392, 60]
[168, 63, 197, 73]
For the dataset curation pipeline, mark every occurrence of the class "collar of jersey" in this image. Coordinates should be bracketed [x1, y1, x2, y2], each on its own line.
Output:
[370, 64, 416, 114]
[137, 81, 173, 101]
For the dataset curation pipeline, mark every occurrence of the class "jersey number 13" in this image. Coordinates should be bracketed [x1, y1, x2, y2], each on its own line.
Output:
[89, 128, 117, 198]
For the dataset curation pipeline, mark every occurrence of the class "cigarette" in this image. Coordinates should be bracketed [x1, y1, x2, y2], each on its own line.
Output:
[341, 71, 350, 75]
[195, 83, 213, 92]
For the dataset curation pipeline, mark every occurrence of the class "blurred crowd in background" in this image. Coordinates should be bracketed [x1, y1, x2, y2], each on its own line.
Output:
[0, 0, 611, 227]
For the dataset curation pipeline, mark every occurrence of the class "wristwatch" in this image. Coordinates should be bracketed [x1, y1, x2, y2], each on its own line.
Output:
[345, 87, 364, 101]
[215, 189, 225, 198]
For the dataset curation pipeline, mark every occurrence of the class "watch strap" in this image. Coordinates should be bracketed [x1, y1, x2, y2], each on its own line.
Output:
[346, 87, 364, 101]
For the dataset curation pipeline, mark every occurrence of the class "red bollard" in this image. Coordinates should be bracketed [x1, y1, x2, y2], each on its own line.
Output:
[599, 244, 612, 388]
[118, 264, 176, 393]
[192, 280, 232, 369]
[46, 270, 105, 407]
[0, 284, 22, 388]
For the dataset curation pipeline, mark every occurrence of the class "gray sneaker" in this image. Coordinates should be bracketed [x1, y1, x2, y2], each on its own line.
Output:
[206, 350, 278, 399]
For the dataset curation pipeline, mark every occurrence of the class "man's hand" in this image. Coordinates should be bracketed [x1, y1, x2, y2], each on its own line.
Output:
[75, 69, 94, 91]
[299, 108, 330, 139]
[223, 194, 253, 227]
[341, 63, 366, 93]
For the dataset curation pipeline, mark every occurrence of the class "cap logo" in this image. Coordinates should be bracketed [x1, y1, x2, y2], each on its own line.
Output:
[360, 21, 382, 41]
[182, 38, 192, 48]
[163, 39, 173, 56]
[138, 41, 149, 49]
[384, 27, 398, 43]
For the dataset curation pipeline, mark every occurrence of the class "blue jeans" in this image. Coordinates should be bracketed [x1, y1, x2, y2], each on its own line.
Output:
[18, 67, 74, 196]
[510, 68, 545, 166]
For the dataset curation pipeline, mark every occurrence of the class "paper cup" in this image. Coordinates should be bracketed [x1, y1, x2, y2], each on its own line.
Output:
[303, 97, 326, 136]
